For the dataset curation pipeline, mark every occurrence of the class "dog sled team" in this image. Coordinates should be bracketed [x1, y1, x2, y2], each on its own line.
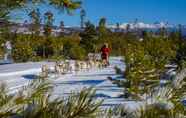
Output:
[40, 43, 111, 78]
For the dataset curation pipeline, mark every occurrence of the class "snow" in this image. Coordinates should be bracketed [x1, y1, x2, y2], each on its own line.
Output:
[107, 22, 174, 29]
[0, 57, 142, 109]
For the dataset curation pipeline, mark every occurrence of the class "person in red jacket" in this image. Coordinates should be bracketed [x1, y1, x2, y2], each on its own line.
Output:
[101, 43, 110, 66]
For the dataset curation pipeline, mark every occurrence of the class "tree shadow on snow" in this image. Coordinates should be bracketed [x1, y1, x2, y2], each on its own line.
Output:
[22, 74, 38, 80]
[77, 73, 116, 77]
[94, 93, 112, 98]
[58, 80, 105, 86]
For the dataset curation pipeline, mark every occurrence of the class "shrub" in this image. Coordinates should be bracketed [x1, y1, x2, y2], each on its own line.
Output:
[123, 37, 178, 97]
[12, 38, 34, 62]
[12, 45, 34, 62]
[62, 38, 78, 58]
[175, 41, 186, 69]
[0, 34, 5, 59]
[69, 45, 86, 60]
[0, 79, 103, 118]
[80, 21, 98, 53]
[0, 48, 4, 59]
[47, 55, 64, 62]
[50, 38, 63, 57]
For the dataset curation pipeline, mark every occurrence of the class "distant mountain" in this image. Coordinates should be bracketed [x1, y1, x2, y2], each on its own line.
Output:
[108, 22, 186, 36]
[1, 19, 186, 36]
[108, 22, 174, 29]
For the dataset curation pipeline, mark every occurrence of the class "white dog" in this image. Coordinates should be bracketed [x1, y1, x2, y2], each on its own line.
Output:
[41, 64, 49, 78]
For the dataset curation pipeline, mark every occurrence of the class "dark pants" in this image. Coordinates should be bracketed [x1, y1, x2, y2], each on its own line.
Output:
[101, 53, 109, 66]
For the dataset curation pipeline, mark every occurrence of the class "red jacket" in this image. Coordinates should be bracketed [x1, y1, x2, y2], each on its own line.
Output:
[101, 47, 110, 56]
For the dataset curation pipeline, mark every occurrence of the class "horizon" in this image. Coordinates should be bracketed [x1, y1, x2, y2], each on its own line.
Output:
[11, 0, 186, 26]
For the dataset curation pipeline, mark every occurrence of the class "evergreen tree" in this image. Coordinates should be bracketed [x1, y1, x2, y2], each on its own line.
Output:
[0, 0, 26, 19]
[115, 22, 120, 32]
[80, 9, 86, 28]
[159, 26, 167, 38]
[28, 8, 41, 35]
[98, 17, 109, 42]
[178, 24, 182, 40]
[59, 21, 65, 36]
[0, 0, 81, 20]
[80, 21, 98, 53]
[126, 24, 130, 33]
[44, 11, 54, 37]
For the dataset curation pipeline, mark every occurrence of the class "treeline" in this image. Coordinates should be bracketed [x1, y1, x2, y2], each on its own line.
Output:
[0, 17, 125, 62]
[0, 17, 185, 63]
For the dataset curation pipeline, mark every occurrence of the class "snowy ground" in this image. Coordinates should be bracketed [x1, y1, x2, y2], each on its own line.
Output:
[0, 57, 141, 109]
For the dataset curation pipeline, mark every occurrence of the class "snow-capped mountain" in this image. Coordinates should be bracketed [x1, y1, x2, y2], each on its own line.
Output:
[108, 22, 186, 36]
[108, 22, 174, 29]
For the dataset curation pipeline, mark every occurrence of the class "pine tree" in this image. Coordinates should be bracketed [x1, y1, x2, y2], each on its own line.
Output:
[80, 9, 86, 28]
[44, 11, 54, 37]
[28, 8, 41, 35]
[0, 0, 81, 20]
[98, 17, 108, 41]
[59, 21, 65, 36]
[80, 21, 98, 53]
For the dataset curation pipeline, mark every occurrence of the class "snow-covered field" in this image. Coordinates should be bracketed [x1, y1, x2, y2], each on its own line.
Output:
[0, 57, 141, 109]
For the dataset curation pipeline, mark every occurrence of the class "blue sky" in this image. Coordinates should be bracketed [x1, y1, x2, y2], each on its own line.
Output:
[13, 0, 186, 26]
